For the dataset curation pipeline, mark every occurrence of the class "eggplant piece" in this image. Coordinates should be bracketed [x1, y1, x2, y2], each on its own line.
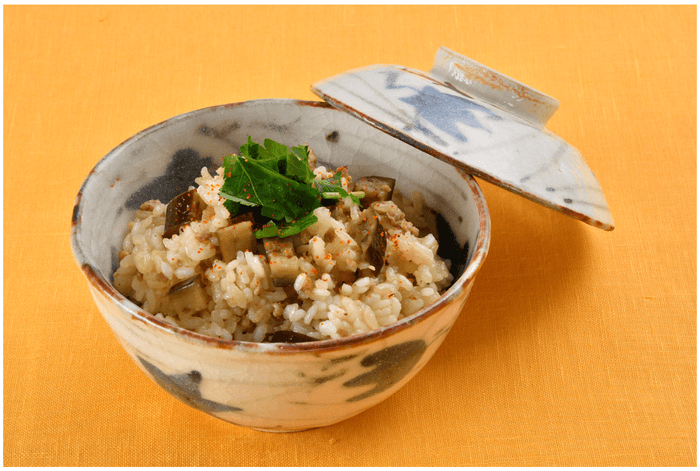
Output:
[168, 275, 208, 315]
[348, 206, 386, 274]
[217, 219, 256, 263]
[263, 237, 301, 287]
[350, 207, 378, 252]
[366, 226, 387, 275]
[355, 176, 396, 208]
[163, 190, 207, 239]
[264, 330, 316, 343]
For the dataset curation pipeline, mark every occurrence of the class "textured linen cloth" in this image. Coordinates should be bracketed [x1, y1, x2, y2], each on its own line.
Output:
[4, 5, 696, 466]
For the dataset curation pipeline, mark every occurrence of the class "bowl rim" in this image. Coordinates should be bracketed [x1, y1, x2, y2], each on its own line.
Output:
[71, 98, 491, 354]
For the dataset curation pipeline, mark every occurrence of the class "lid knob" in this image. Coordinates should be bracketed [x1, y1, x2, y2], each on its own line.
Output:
[429, 47, 560, 126]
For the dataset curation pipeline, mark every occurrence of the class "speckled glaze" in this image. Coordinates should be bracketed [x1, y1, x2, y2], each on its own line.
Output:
[71, 99, 490, 432]
[312, 47, 614, 231]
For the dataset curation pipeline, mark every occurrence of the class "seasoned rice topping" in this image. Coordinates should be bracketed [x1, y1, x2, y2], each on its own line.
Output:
[114, 163, 453, 342]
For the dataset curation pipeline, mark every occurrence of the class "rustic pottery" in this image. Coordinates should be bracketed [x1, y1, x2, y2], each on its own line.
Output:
[71, 47, 611, 431]
[71, 99, 490, 431]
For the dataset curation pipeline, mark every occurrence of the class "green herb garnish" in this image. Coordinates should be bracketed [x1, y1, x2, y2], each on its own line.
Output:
[254, 211, 320, 239]
[219, 137, 360, 239]
[313, 171, 362, 206]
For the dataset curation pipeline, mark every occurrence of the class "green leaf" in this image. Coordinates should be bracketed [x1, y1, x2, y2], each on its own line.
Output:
[314, 172, 361, 206]
[254, 212, 319, 239]
[220, 137, 329, 239]
[286, 145, 315, 184]
[223, 199, 239, 215]
[227, 157, 319, 215]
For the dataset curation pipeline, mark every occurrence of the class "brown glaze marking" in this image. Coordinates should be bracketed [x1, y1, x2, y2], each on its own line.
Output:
[294, 99, 334, 109]
[82, 264, 123, 299]
[71, 192, 82, 227]
[557, 206, 613, 231]
[449, 62, 548, 106]
[398, 66, 449, 87]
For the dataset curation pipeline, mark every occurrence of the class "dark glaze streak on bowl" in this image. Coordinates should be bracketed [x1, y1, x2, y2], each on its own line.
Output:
[261, 123, 290, 134]
[293, 99, 334, 109]
[138, 356, 243, 414]
[124, 148, 214, 210]
[72, 192, 82, 227]
[328, 353, 361, 364]
[459, 169, 491, 261]
[199, 123, 241, 148]
[343, 339, 428, 402]
[309, 369, 348, 385]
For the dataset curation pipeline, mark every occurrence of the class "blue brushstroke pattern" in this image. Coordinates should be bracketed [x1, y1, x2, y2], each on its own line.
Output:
[343, 340, 427, 402]
[138, 356, 242, 414]
[381, 69, 503, 144]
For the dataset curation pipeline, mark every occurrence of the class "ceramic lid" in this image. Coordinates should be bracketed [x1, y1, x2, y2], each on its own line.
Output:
[311, 46, 614, 231]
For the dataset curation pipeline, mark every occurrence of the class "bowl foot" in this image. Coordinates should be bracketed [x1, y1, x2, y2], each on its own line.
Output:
[252, 426, 319, 433]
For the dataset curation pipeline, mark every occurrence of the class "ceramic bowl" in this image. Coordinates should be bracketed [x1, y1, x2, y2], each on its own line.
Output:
[71, 99, 491, 432]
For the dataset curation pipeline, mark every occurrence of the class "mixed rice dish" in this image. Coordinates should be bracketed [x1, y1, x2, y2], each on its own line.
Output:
[113, 139, 454, 343]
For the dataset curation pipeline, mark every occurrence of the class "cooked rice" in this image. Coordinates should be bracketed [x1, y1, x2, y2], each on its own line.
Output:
[113, 164, 453, 342]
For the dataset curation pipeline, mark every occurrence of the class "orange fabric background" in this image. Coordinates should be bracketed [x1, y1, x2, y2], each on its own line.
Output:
[4, 5, 696, 466]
